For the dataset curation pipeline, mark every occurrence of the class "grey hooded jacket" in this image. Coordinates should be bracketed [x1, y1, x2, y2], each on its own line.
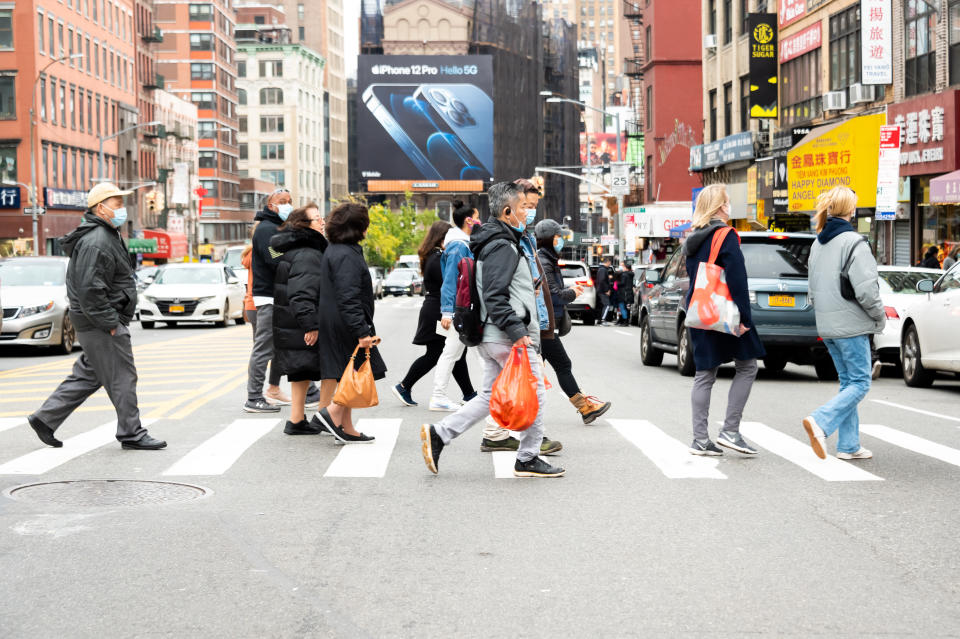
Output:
[808, 221, 885, 339]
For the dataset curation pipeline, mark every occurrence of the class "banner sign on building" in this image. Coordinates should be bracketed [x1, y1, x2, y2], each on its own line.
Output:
[779, 0, 807, 28]
[0, 186, 21, 209]
[875, 125, 901, 220]
[689, 131, 755, 170]
[779, 23, 821, 64]
[357, 55, 494, 183]
[631, 204, 693, 238]
[861, 0, 892, 85]
[44, 188, 88, 210]
[172, 162, 190, 205]
[748, 14, 778, 119]
[888, 91, 959, 177]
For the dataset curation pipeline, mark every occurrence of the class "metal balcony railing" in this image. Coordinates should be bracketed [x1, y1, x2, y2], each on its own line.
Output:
[625, 58, 644, 76]
[142, 26, 163, 43]
[143, 73, 164, 90]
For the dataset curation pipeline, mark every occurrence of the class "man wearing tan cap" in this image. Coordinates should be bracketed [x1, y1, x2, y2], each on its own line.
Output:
[27, 183, 167, 450]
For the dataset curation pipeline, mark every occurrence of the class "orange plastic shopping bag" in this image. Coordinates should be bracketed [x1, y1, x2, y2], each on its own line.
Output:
[685, 226, 741, 335]
[490, 346, 539, 431]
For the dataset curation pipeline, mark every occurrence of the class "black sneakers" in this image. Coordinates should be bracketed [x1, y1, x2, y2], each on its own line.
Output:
[283, 419, 324, 435]
[513, 456, 565, 478]
[244, 398, 281, 413]
[689, 439, 724, 456]
[420, 424, 444, 474]
[121, 434, 167, 450]
[27, 416, 62, 448]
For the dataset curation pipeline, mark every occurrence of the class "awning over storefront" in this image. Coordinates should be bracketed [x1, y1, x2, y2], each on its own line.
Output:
[929, 170, 960, 204]
[142, 229, 188, 260]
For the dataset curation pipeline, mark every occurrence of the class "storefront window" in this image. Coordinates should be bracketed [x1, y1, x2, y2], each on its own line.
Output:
[906, 0, 938, 96]
[921, 204, 960, 263]
[782, 49, 822, 125]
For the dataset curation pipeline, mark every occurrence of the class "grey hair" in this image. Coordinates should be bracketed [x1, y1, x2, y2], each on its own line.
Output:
[261, 187, 290, 209]
[487, 181, 523, 219]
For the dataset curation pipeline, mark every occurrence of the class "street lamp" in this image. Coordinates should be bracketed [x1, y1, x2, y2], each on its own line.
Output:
[98, 120, 162, 184]
[29, 52, 84, 256]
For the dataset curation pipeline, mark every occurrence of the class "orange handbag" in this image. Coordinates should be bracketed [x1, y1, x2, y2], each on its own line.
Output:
[333, 345, 380, 408]
[685, 226, 742, 335]
[490, 346, 540, 431]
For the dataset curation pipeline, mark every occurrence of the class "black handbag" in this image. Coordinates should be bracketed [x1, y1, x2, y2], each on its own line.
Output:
[840, 237, 868, 301]
[558, 308, 572, 337]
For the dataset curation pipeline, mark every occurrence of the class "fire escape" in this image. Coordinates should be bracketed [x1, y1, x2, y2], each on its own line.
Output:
[623, 0, 645, 205]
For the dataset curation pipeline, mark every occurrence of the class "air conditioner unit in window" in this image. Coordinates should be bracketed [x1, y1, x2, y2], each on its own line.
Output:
[704, 34, 718, 50]
[823, 91, 847, 111]
[849, 83, 876, 104]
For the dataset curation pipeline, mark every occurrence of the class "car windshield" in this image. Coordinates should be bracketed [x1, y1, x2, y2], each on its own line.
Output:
[369, 268, 380, 278]
[223, 250, 245, 268]
[155, 268, 223, 285]
[0, 261, 65, 286]
[879, 270, 939, 295]
[560, 264, 586, 279]
[741, 238, 812, 279]
[386, 271, 413, 284]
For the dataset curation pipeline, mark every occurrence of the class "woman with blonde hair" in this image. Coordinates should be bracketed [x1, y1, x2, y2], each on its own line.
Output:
[683, 184, 764, 456]
[801, 186, 884, 460]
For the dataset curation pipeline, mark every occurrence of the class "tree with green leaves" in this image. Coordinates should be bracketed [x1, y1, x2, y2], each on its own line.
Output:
[362, 193, 440, 269]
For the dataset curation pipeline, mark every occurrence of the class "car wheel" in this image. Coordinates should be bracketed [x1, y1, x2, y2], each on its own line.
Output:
[215, 302, 229, 328]
[235, 311, 245, 326]
[902, 324, 935, 388]
[640, 315, 663, 367]
[814, 356, 838, 381]
[677, 323, 696, 377]
[56, 313, 76, 355]
[581, 313, 596, 326]
[141, 321, 156, 329]
[763, 357, 787, 374]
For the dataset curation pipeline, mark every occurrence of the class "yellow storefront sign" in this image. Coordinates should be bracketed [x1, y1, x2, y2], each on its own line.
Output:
[787, 112, 884, 212]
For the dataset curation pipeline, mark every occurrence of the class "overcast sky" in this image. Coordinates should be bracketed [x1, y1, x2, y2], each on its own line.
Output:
[344, 1, 360, 79]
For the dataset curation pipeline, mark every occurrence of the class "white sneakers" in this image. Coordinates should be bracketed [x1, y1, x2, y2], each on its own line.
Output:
[802, 416, 827, 460]
[428, 396, 462, 412]
[837, 448, 873, 460]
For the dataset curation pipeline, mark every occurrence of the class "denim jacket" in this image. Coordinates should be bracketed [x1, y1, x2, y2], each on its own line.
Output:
[519, 233, 550, 331]
[440, 227, 473, 318]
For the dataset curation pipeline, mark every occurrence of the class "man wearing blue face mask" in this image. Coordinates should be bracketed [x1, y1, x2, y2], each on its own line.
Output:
[27, 183, 166, 450]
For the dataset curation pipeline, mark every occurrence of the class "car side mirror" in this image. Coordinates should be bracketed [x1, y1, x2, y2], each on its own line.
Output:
[917, 279, 935, 293]
[227, 277, 240, 285]
[644, 270, 661, 284]
[146, 275, 155, 283]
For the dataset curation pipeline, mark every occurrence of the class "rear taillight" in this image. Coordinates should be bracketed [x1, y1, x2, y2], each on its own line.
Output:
[769, 234, 789, 240]
[884, 306, 900, 319]
[645, 282, 654, 288]
[576, 278, 594, 287]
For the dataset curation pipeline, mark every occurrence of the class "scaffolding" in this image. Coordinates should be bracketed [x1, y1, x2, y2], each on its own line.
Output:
[623, 0, 645, 204]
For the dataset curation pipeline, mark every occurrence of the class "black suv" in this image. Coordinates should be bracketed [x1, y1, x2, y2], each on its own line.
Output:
[638, 232, 836, 380]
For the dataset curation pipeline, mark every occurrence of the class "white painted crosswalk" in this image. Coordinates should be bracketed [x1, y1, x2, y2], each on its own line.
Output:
[861, 424, 960, 468]
[609, 419, 727, 479]
[163, 418, 278, 476]
[323, 419, 401, 478]
[0, 418, 24, 435]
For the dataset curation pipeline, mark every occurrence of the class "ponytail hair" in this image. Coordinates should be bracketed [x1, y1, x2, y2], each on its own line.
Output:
[814, 186, 858, 233]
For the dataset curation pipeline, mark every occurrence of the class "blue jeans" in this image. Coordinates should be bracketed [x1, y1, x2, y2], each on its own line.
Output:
[812, 335, 871, 454]
[618, 302, 629, 321]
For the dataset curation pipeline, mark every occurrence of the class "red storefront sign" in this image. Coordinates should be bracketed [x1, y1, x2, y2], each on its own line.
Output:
[779, 23, 821, 63]
[779, 0, 806, 28]
[887, 90, 960, 177]
[142, 229, 188, 260]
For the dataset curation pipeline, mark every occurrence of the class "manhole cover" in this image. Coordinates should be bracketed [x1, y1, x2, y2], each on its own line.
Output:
[4, 480, 210, 508]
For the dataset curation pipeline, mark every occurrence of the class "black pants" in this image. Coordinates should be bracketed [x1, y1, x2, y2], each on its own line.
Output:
[541, 335, 580, 398]
[401, 340, 474, 396]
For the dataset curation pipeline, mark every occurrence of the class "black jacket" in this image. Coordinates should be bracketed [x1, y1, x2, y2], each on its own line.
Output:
[618, 269, 636, 305]
[537, 246, 576, 318]
[317, 242, 386, 381]
[596, 265, 612, 295]
[470, 218, 530, 344]
[270, 227, 328, 377]
[413, 248, 444, 345]
[60, 213, 137, 333]
[251, 207, 284, 298]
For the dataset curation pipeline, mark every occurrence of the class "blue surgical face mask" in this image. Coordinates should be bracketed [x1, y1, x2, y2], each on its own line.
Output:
[505, 208, 525, 233]
[553, 236, 564, 252]
[277, 203, 293, 220]
[525, 208, 537, 226]
[104, 204, 127, 228]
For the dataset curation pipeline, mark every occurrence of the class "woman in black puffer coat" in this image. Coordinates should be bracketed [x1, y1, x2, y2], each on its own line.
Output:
[270, 204, 328, 435]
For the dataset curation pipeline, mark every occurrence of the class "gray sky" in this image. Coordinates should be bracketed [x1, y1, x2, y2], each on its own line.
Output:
[344, 0, 360, 79]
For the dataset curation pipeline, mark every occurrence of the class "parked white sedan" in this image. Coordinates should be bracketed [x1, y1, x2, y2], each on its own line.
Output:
[138, 263, 246, 328]
[874, 266, 943, 368]
[900, 263, 960, 387]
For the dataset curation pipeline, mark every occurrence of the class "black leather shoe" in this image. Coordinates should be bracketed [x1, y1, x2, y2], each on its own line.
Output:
[283, 419, 323, 435]
[309, 414, 333, 435]
[28, 416, 63, 448]
[121, 434, 167, 450]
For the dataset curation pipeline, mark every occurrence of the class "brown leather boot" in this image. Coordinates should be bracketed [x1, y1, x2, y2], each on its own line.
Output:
[570, 393, 611, 425]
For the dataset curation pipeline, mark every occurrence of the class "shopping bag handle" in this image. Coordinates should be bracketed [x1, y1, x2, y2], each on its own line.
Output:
[707, 227, 738, 264]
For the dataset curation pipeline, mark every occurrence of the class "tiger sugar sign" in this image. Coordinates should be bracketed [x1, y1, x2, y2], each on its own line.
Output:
[787, 113, 885, 212]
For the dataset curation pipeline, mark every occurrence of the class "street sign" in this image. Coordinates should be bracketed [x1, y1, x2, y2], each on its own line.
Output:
[610, 162, 630, 196]
[580, 237, 600, 245]
[601, 234, 617, 246]
[23, 207, 45, 216]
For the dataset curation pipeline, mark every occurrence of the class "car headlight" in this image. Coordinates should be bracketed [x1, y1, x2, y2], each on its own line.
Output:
[196, 296, 215, 302]
[20, 301, 55, 317]
[144, 295, 157, 303]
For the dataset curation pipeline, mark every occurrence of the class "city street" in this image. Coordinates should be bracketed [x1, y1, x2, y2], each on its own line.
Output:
[1, 298, 959, 637]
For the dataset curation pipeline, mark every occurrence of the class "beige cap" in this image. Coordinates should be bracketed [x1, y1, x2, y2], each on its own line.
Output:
[87, 182, 133, 208]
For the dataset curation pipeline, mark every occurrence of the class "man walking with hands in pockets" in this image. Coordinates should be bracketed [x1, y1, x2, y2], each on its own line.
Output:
[421, 181, 564, 478]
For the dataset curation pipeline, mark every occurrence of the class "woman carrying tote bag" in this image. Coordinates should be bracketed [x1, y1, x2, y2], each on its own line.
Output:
[315, 202, 386, 444]
[683, 184, 764, 457]
[802, 186, 885, 461]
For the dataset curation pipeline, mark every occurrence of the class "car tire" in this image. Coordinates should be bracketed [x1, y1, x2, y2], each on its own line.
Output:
[902, 324, 935, 388]
[582, 313, 596, 326]
[763, 357, 787, 374]
[56, 313, 76, 355]
[235, 311, 245, 326]
[141, 321, 156, 329]
[640, 315, 663, 367]
[814, 356, 838, 381]
[676, 323, 696, 377]
[406, 291, 413, 297]
[215, 302, 229, 328]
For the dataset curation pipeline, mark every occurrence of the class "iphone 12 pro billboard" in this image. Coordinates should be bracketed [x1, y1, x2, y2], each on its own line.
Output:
[358, 55, 494, 182]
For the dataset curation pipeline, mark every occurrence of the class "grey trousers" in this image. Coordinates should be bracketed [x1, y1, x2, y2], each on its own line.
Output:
[33, 324, 147, 442]
[691, 359, 758, 442]
[435, 342, 545, 462]
[246, 308, 281, 387]
[247, 304, 276, 400]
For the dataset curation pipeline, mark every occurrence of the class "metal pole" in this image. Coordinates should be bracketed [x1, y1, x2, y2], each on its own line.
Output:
[29, 104, 39, 256]
[616, 112, 624, 263]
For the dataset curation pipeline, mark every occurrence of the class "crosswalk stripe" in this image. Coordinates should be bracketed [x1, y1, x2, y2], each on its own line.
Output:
[609, 419, 727, 479]
[0, 418, 25, 434]
[0, 418, 158, 475]
[323, 419, 402, 478]
[738, 422, 883, 482]
[162, 418, 278, 476]
[869, 400, 960, 425]
[492, 451, 516, 478]
[861, 424, 960, 468]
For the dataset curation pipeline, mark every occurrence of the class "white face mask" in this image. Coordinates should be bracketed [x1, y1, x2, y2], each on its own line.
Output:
[277, 203, 293, 220]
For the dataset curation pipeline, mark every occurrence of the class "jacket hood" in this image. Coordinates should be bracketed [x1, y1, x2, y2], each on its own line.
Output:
[537, 245, 559, 264]
[269, 226, 328, 253]
[60, 213, 116, 257]
[683, 219, 726, 256]
[255, 206, 283, 225]
[470, 217, 520, 257]
[817, 216, 855, 244]
[443, 226, 470, 248]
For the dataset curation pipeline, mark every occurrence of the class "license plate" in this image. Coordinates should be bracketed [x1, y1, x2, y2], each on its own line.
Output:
[169, 305, 185, 313]
[768, 294, 795, 308]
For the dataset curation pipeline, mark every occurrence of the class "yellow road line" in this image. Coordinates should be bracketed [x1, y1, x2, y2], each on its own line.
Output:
[0, 401, 166, 418]
[0, 389, 185, 403]
[144, 365, 248, 420]
[0, 378, 206, 389]
[167, 369, 249, 420]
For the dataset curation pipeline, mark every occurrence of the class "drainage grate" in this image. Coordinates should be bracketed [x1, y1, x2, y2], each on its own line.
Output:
[4, 480, 210, 508]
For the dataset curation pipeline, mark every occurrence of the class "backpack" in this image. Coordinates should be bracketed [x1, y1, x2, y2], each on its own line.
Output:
[453, 256, 485, 347]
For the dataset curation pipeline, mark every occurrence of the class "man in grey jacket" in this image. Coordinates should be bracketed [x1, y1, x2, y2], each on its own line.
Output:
[420, 181, 564, 478]
[27, 183, 166, 450]
[802, 190, 884, 461]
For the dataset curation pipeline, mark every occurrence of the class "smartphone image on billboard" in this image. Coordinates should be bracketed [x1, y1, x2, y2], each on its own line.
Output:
[362, 84, 443, 180]
[415, 84, 494, 176]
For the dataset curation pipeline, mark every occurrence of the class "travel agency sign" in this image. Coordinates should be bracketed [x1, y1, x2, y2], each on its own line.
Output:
[887, 90, 960, 177]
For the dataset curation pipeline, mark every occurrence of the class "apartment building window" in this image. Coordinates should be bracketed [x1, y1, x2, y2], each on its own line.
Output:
[259, 87, 283, 105]
[238, 89, 247, 105]
[299, 26, 305, 40]
[95, 96, 100, 133]
[191, 92, 215, 110]
[708, 89, 717, 141]
[741, 0, 750, 35]
[0, 9, 12, 49]
[950, 0, 960, 84]
[708, 0, 716, 36]
[191, 63, 214, 80]
[190, 33, 213, 51]
[239, 116, 247, 132]
[59, 83, 66, 126]
[262, 170, 285, 184]
[0, 75, 13, 120]
[259, 60, 283, 77]
[78, 88, 84, 132]
[723, 0, 732, 43]
[68, 28, 74, 62]
[645, 25, 651, 61]
[69, 87, 76, 129]
[85, 38, 91, 73]
[51, 147, 58, 186]
[829, 5, 861, 91]
[237, 61, 246, 77]
[58, 23, 64, 56]
[260, 115, 284, 133]
[189, 4, 213, 20]
[646, 85, 653, 131]
[38, 12, 44, 53]
[92, 0, 97, 21]
[86, 94, 92, 131]
[740, 75, 750, 132]
[199, 180, 218, 198]
[239, 143, 247, 160]
[198, 151, 217, 169]
[48, 17, 55, 56]
[298, 3, 305, 20]
[906, 0, 937, 96]
[723, 82, 732, 136]
[39, 77, 46, 121]
[260, 143, 285, 160]
[782, 49, 822, 125]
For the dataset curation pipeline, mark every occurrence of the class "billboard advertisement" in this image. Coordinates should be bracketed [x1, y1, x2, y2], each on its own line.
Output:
[357, 55, 494, 182]
[579, 133, 628, 166]
[748, 14, 778, 119]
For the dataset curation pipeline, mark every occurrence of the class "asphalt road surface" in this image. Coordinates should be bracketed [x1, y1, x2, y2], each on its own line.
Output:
[1, 297, 959, 638]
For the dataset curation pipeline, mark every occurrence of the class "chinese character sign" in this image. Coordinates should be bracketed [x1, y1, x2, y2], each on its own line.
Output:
[748, 14, 778, 119]
[875, 125, 901, 220]
[779, 0, 806, 28]
[861, 0, 892, 84]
